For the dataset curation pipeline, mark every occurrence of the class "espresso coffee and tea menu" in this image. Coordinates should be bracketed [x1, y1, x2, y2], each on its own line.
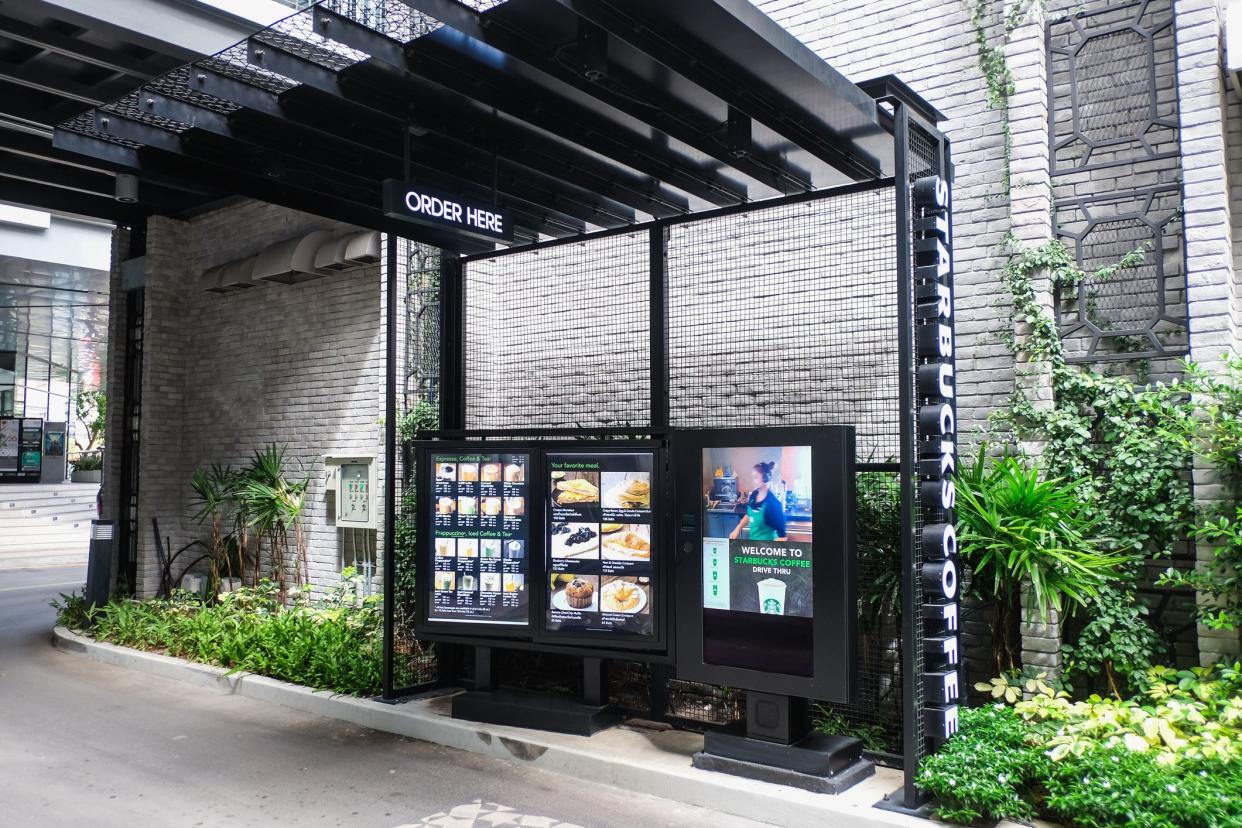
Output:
[545, 452, 655, 638]
[429, 452, 529, 626]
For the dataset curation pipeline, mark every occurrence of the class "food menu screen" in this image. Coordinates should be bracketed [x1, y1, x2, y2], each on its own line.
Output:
[545, 452, 655, 638]
[701, 444, 814, 676]
[428, 452, 530, 626]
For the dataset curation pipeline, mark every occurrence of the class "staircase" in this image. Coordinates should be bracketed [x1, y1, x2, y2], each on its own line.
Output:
[0, 483, 99, 569]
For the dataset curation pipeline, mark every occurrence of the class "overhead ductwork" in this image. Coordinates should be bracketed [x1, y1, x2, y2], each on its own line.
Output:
[314, 230, 382, 271]
[220, 257, 258, 290]
[343, 231, 380, 264]
[200, 229, 380, 292]
[252, 229, 337, 285]
[199, 263, 230, 293]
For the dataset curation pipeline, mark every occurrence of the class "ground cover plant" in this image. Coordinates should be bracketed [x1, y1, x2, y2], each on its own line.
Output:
[53, 571, 382, 696]
[917, 664, 1242, 826]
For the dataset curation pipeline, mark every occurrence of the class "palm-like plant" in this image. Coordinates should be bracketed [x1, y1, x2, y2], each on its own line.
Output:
[190, 464, 234, 592]
[236, 445, 309, 599]
[956, 446, 1128, 674]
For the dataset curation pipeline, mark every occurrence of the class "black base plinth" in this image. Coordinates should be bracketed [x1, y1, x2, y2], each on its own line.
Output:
[451, 688, 621, 736]
[693, 730, 874, 794]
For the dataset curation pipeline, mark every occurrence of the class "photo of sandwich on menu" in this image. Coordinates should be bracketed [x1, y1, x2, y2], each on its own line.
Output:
[551, 471, 599, 505]
[602, 472, 650, 510]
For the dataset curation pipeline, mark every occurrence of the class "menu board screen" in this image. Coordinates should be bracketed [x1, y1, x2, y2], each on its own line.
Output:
[701, 445, 814, 676]
[545, 452, 655, 638]
[428, 452, 530, 626]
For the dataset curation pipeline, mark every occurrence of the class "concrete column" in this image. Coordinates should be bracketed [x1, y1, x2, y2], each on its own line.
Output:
[1176, 0, 1242, 662]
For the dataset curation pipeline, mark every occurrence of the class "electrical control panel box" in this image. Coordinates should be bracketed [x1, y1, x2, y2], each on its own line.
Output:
[325, 456, 377, 529]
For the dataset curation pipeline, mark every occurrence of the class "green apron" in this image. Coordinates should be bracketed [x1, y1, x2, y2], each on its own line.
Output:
[747, 499, 778, 541]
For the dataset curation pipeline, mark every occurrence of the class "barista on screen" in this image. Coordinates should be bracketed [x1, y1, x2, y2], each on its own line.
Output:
[728, 461, 787, 542]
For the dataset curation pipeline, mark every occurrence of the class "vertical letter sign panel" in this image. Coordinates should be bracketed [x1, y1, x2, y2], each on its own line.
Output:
[914, 175, 960, 743]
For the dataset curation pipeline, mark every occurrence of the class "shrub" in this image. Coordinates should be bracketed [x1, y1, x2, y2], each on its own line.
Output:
[54, 576, 383, 696]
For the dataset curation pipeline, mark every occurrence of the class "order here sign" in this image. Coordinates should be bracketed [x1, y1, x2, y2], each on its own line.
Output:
[382, 179, 513, 243]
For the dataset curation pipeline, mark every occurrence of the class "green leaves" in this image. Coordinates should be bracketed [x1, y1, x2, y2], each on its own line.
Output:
[957, 447, 1126, 619]
[79, 582, 384, 696]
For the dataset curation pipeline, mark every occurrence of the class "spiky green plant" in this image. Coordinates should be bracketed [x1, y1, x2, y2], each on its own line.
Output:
[956, 446, 1128, 673]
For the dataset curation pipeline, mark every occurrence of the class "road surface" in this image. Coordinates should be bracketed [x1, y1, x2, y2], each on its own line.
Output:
[0, 566, 767, 828]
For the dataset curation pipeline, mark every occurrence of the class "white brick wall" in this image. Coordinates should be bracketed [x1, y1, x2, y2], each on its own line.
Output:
[129, 203, 388, 597]
[1176, 0, 1242, 660]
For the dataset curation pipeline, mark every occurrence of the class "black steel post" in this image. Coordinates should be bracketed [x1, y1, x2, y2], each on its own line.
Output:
[438, 255, 465, 430]
[649, 225, 670, 429]
[893, 102, 924, 809]
[383, 232, 398, 699]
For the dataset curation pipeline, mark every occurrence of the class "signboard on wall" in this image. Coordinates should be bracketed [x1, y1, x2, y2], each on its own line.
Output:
[543, 451, 657, 641]
[426, 451, 532, 627]
[0, 418, 41, 482]
[674, 427, 856, 703]
[382, 179, 514, 244]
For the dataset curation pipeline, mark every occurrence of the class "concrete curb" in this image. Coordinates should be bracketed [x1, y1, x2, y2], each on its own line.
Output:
[52, 626, 931, 827]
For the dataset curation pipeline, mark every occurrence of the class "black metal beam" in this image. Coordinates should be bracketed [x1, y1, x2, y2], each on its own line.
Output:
[137, 88, 597, 237]
[196, 56, 686, 219]
[0, 61, 108, 105]
[399, 0, 812, 195]
[0, 176, 141, 222]
[0, 14, 164, 80]
[391, 38, 749, 206]
[92, 110, 185, 153]
[220, 45, 635, 232]
[546, 0, 882, 181]
[56, 123, 499, 253]
[0, 149, 113, 195]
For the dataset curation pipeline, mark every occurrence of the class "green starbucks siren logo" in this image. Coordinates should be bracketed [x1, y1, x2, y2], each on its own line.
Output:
[762, 598, 782, 614]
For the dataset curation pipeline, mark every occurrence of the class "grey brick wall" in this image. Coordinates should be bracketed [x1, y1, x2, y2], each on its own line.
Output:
[130, 202, 387, 597]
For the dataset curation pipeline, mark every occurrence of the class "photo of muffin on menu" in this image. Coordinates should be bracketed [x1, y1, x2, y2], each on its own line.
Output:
[550, 574, 598, 612]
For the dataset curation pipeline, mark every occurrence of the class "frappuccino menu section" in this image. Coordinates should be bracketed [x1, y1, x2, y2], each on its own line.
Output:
[429, 453, 530, 626]
[545, 452, 655, 638]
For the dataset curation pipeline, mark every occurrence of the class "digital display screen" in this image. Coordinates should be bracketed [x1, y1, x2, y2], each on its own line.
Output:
[701, 445, 814, 676]
[545, 452, 655, 638]
[428, 452, 530, 626]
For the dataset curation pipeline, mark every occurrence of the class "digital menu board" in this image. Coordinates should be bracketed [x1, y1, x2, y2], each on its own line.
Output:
[545, 452, 655, 638]
[701, 444, 814, 676]
[428, 452, 530, 626]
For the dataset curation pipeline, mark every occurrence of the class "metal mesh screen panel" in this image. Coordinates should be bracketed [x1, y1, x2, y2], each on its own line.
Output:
[391, 237, 441, 692]
[667, 188, 899, 461]
[463, 233, 651, 429]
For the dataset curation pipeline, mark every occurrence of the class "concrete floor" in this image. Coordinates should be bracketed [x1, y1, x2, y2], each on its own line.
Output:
[0, 566, 768, 828]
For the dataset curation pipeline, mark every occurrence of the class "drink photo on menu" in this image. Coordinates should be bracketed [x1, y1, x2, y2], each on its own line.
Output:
[427, 452, 531, 628]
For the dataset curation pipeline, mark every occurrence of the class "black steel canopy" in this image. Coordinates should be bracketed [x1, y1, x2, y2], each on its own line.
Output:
[51, 0, 927, 252]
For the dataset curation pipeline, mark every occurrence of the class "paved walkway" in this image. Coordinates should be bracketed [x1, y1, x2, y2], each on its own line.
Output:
[0, 567, 766, 828]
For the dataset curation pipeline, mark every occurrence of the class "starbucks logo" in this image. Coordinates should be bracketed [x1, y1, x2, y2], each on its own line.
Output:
[762, 598, 782, 614]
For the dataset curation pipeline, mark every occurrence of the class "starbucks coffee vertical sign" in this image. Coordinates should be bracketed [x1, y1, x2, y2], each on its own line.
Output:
[914, 175, 960, 743]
